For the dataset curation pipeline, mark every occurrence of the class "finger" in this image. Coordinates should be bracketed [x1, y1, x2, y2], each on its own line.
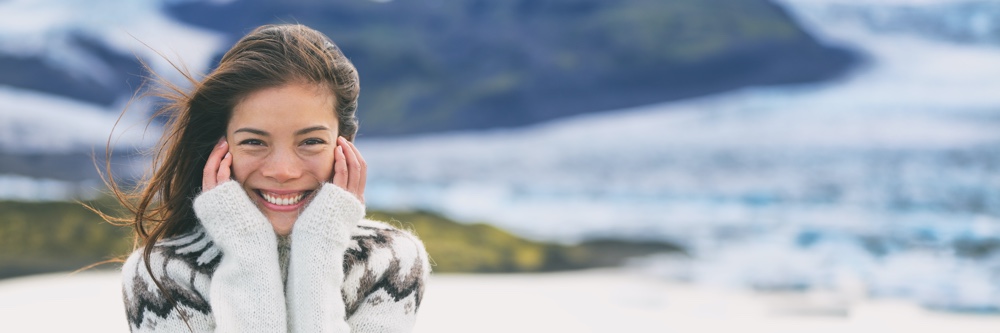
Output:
[346, 140, 366, 202]
[332, 145, 348, 189]
[202, 138, 228, 191]
[341, 137, 361, 195]
[218, 152, 232, 184]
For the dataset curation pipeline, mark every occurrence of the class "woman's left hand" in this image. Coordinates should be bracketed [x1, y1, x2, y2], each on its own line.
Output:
[331, 136, 366, 204]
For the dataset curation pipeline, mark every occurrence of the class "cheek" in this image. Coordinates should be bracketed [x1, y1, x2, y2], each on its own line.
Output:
[303, 152, 334, 181]
[229, 152, 260, 183]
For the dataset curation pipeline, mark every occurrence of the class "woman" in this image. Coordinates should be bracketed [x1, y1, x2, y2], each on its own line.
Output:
[114, 24, 430, 332]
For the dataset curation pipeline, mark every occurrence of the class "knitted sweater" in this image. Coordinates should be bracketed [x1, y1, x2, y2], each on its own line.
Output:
[121, 181, 430, 332]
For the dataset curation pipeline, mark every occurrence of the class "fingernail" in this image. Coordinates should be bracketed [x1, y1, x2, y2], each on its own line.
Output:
[216, 138, 226, 148]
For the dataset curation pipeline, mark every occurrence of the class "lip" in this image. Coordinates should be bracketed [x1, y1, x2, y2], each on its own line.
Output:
[253, 188, 316, 212]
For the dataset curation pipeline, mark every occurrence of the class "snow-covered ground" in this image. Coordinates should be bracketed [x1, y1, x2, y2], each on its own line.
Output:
[2, 269, 999, 333]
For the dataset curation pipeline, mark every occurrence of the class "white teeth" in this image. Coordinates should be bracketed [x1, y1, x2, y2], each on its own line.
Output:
[261, 192, 305, 206]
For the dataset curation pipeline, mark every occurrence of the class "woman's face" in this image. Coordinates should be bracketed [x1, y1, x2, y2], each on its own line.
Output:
[227, 82, 338, 236]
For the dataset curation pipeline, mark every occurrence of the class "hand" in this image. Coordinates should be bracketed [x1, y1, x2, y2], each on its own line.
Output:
[202, 137, 233, 192]
[331, 136, 366, 204]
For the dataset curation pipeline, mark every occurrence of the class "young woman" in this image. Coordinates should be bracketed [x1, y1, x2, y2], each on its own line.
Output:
[114, 24, 430, 332]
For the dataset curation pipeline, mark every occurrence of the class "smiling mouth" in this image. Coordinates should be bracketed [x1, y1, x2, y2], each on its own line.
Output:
[255, 190, 313, 206]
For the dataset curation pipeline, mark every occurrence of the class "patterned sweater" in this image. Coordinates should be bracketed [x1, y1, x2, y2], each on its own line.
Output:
[121, 181, 430, 332]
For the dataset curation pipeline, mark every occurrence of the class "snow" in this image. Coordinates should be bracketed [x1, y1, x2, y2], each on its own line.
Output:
[0, 0, 226, 86]
[4, 270, 1000, 333]
[0, 86, 157, 153]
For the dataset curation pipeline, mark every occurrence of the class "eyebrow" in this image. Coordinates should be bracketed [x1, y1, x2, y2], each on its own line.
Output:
[234, 127, 268, 136]
[295, 125, 330, 136]
[233, 126, 331, 137]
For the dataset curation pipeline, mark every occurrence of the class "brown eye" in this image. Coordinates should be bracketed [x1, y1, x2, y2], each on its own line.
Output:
[302, 138, 326, 145]
[239, 139, 265, 146]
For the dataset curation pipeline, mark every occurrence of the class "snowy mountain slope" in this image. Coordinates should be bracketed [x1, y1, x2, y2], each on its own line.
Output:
[0, 0, 224, 150]
[0, 0, 224, 194]
[0, 86, 156, 153]
[0, 0, 225, 90]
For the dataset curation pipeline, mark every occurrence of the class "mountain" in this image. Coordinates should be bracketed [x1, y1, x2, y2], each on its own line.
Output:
[169, 0, 858, 136]
[1, 0, 855, 138]
[0, 0, 855, 194]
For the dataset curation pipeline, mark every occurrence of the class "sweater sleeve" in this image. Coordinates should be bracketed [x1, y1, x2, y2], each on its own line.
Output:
[285, 183, 364, 333]
[286, 183, 431, 333]
[343, 221, 431, 332]
[121, 235, 218, 332]
[192, 180, 288, 332]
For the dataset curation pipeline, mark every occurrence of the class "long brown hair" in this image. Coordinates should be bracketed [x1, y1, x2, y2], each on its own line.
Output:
[104, 23, 359, 311]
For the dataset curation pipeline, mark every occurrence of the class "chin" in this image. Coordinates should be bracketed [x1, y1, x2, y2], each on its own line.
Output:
[268, 215, 297, 236]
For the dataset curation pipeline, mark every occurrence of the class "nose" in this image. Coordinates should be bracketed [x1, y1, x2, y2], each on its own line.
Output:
[260, 148, 304, 183]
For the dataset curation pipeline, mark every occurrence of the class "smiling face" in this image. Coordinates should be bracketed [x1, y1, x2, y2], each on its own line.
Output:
[227, 82, 338, 236]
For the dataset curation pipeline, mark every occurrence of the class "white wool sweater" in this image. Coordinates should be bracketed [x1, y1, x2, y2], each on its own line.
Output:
[121, 181, 430, 332]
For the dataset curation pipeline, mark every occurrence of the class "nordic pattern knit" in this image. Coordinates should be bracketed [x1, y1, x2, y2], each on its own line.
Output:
[121, 181, 430, 332]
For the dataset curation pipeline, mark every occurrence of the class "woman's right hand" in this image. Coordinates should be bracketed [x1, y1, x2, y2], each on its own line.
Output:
[203, 137, 233, 192]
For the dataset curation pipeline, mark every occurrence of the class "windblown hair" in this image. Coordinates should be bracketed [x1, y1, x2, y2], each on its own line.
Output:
[102, 24, 360, 313]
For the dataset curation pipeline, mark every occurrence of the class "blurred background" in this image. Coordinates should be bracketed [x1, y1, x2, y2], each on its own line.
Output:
[2, 0, 1000, 330]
